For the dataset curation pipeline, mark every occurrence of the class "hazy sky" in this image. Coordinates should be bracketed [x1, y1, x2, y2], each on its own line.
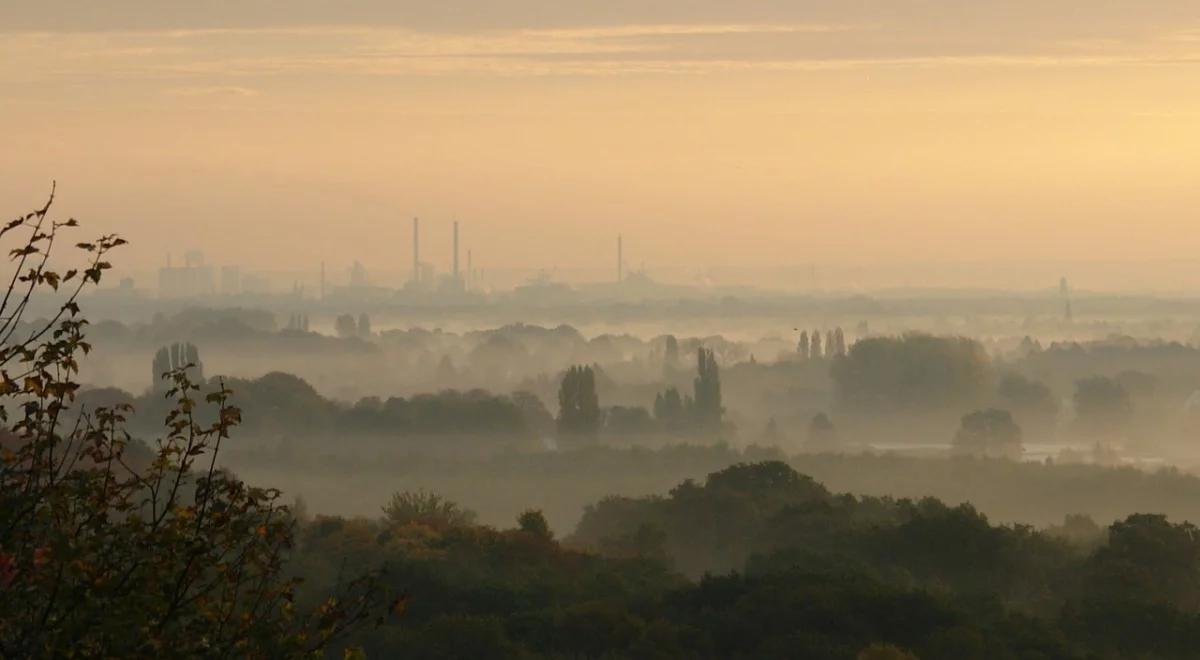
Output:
[4, 2, 1200, 289]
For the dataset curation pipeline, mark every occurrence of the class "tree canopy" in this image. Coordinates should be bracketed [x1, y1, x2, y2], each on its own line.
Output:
[952, 408, 1023, 460]
[0, 193, 383, 657]
[831, 333, 991, 416]
[557, 365, 600, 436]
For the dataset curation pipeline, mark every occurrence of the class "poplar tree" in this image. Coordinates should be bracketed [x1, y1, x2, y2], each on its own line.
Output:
[557, 365, 600, 435]
[693, 348, 723, 430]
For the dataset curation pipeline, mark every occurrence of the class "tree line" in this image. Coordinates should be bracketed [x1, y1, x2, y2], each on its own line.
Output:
[288, 462, 1200, 658]
[557, 347, 727, 441]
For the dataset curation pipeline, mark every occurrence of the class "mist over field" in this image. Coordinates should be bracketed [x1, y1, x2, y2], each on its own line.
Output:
[7, 2, 1200, 658]
[62, 293, 1200, 527]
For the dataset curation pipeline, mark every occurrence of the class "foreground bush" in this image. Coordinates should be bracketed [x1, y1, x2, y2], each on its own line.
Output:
[0, 190, 382, 658]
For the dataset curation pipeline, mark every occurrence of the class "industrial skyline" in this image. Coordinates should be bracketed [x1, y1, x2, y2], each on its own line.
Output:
[148, 213, 1200, 298]
[9, 2, 1200, 285]
[149, 227, 1200, 300]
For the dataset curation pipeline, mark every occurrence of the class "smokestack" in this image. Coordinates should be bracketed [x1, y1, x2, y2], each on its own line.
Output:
[453, 220, 460, 284]
[467, 249, 473, 291]
[1060, 276, 1073, 322]
[617, 235, 623, 283]
[412, 217, 420, 285]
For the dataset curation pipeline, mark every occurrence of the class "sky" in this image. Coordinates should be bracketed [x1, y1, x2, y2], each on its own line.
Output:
[3, 2, 1200, 291]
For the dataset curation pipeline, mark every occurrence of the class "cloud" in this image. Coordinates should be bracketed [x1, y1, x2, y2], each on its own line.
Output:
[524, 23, 857, 39]
[165, 85, 259, 97]
[4, 20, 1200, 84]
[3, 1, 1199, 36]
[1164, 28, 1200, 43]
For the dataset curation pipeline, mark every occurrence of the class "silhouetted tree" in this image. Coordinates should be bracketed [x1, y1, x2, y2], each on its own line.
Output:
[1017, 335, 1044, 357]
[664, 334, 679, 367]
[810, 330, 823, 359]
[0, 193, 380, 657]
[826, 330, 836, 358]
[1084, 514, 1200, 612]
[357, 312, 372, 338]
[151, 341, 203, 392]
[335, 313, 358, 339]
[558, 365, 600, 436]
[834, 327, 847, 356]
[798, 331, 810, 359]
[382, 490, 476, 529]
[831, 333, 991, 416]
[517, 510, 553, 540]
[1073, 376, 1133, 438]
[285, 312, 310, 332]
[807, 412, 839, 452]
[654, 387, 686, 430]
[693, 348, 723, 430]
[953, 408, 1023, 459]
[511, 391, 554, 436]
[996, 372, 1059, 429]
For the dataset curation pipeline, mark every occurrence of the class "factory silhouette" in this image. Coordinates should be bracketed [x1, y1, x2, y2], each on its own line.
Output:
[154, 217, 662, 305]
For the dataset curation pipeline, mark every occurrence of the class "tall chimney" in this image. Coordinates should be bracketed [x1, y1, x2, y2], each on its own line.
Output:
[617, 235, 623, 283]
[412, 217, 420, 285]
[1060, 276, 1073, 322]
[453, 220, 460, 284]
[467, 249, 473, 291]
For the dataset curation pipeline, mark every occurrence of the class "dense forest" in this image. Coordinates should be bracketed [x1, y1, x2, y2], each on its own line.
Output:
[294, 461, 1200, 659]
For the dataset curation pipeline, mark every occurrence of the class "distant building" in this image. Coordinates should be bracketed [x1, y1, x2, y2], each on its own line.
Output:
[91, 275, 144, 304]
[513, 270, 573, 303]
[158, 251, 215, 298]
[1060, 276, 1073, 321]
[241, 273, 270, 294]
[220, 266, 241, 295]
[350, 261, 369, 288]
[332, 260, 394, 303]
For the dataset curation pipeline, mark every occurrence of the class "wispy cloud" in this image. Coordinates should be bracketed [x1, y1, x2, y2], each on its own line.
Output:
[0, 22, 851, 41]
[1163, 27, 1200, 43]
[3, 22, 1200, 84]
[165, 85, 259, 97]
[523, 23, 857, 39]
